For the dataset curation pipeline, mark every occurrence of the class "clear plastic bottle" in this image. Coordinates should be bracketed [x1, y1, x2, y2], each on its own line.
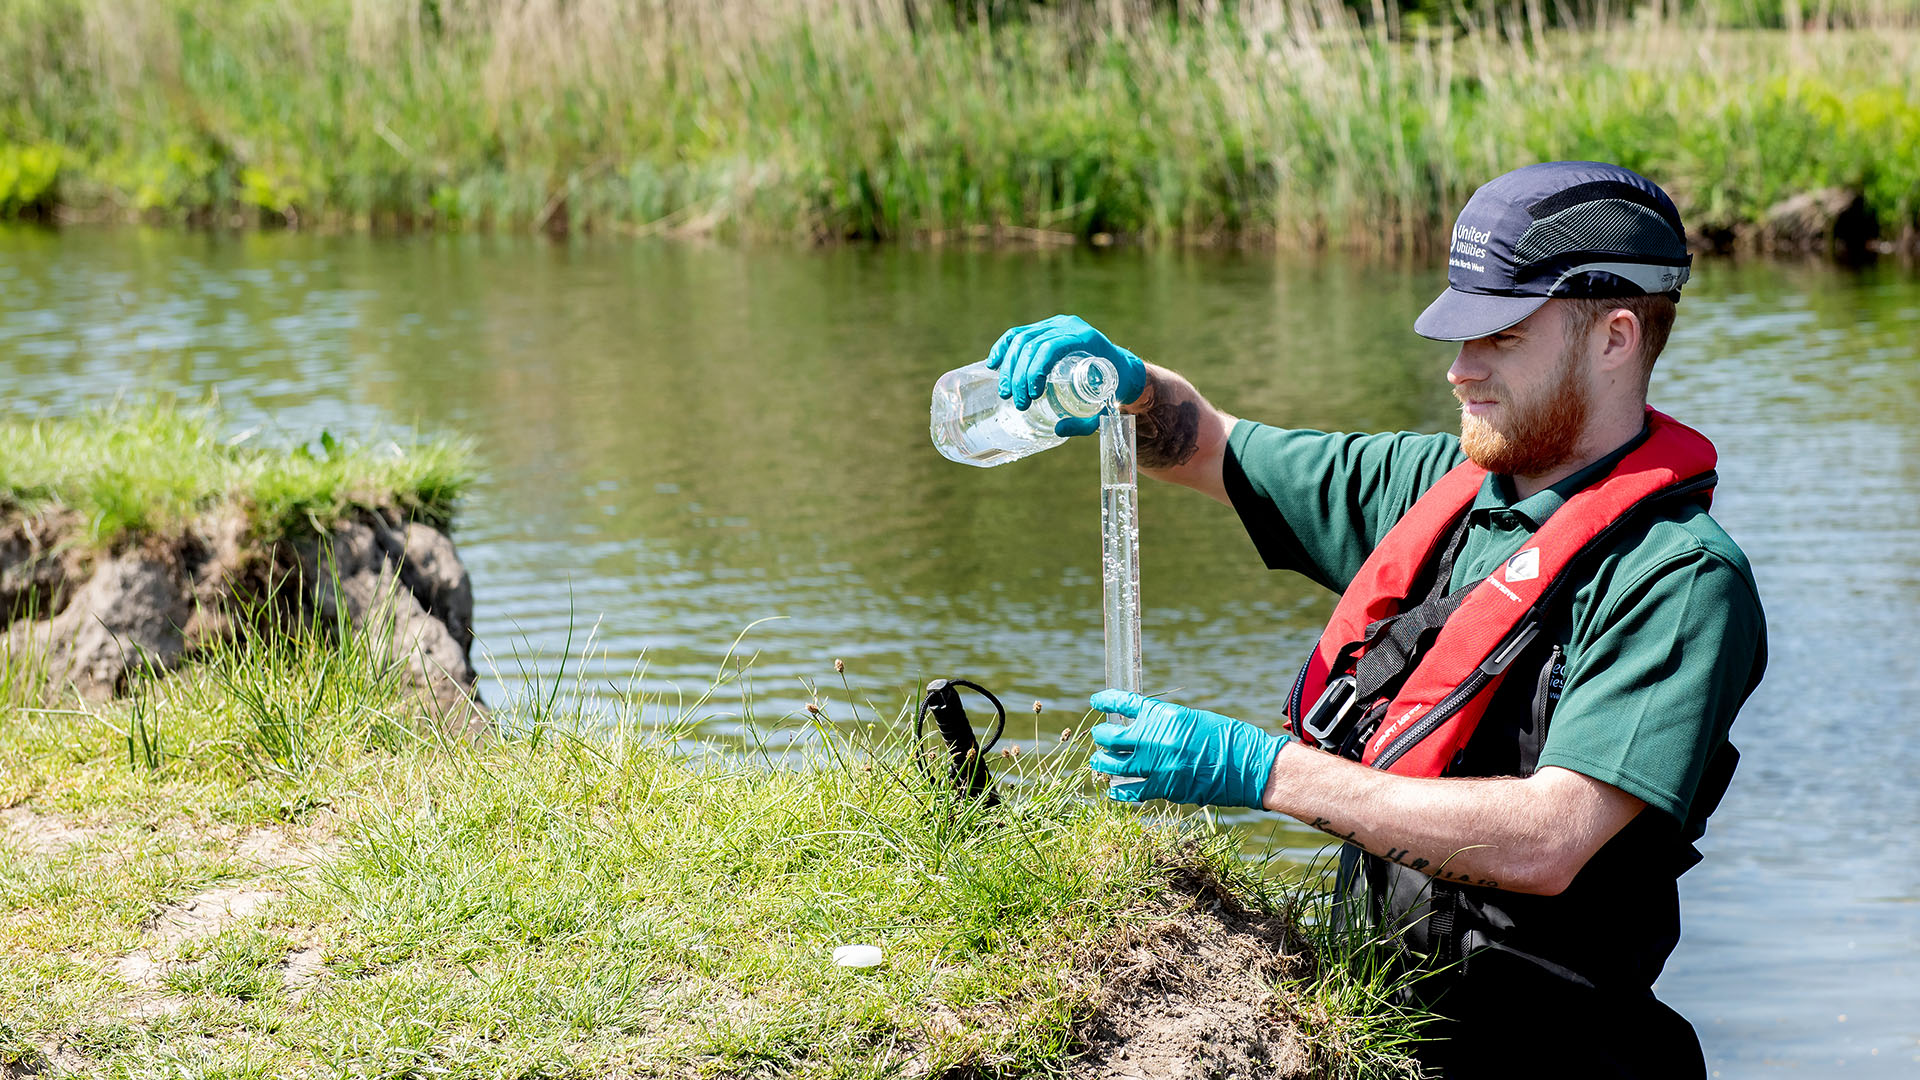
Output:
[930, 353, 1119, 467]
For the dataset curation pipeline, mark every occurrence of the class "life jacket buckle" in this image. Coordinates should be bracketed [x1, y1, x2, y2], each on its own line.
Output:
[1300, 673, 1362, 745]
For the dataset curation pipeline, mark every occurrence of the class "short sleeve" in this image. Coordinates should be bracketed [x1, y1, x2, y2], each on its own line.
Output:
[1536, 546, 1767, 837]
[1222, 420, 1466, 593]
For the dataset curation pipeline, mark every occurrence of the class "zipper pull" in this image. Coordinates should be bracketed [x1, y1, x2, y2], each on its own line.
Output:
[1479, 620, 1541, 676]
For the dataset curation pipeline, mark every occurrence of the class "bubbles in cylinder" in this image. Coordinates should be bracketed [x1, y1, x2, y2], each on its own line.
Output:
[1099, 411, 1145, 790]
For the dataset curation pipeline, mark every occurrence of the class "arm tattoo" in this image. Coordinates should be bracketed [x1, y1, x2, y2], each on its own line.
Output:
[1306, 816, 1500, 890]
[1135, 374, 1203, 470]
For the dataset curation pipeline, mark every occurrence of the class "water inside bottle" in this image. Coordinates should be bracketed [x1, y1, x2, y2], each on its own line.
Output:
[929, 354, 1116, 468]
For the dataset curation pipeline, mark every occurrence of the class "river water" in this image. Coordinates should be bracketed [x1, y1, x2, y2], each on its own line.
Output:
[1, 227, 1914, 1075]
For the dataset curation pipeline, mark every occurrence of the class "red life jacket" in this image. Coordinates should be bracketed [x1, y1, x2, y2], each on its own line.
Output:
[1284, 408, 1718, 777]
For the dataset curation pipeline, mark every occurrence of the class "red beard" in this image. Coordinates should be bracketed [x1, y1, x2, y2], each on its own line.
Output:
[1458, 341, 1591, 478]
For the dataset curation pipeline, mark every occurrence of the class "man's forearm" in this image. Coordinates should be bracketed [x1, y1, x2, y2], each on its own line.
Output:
[1127, 364, 1236, 502]
[1260, 745, 1645, 895]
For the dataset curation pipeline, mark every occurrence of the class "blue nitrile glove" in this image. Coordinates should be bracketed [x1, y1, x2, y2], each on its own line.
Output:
[983, 315, 1147, 437]
[1086, 690, 1291, 808]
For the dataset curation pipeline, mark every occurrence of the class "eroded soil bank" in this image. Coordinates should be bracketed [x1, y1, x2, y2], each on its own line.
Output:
[0, 503, 482, 730]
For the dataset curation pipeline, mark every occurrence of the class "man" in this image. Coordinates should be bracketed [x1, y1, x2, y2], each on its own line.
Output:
[984, 162, 1766, 1077]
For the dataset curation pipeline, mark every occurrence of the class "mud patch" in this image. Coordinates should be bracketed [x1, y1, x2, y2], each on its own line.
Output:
[280, 944, 327, 996]
[115, 885, 285, 997]
[0, 806, 94, 857]
[145, 886, 282, 950]
[1070, 866, 1312, 1080]
[108, 825, 342, 1009]
[233, 824, 338, 876]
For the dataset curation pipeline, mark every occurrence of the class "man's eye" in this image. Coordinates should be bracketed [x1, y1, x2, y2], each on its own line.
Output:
[1492, 333, 1519, 344]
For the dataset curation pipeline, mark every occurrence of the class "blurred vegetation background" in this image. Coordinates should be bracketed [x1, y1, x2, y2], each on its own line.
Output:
[2, 0, 1916, 248]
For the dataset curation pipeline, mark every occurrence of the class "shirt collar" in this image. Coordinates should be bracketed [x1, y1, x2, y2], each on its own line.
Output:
[1468, 421, 1654, 529]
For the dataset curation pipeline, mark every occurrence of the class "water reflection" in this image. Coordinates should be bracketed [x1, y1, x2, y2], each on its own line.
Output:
[0, 227, 1916, 1074]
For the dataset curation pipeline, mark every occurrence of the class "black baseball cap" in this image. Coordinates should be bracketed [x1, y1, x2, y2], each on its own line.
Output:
[1414, 161, 1692, 342]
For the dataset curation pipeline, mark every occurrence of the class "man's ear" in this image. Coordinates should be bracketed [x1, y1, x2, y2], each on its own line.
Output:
[1597, 307, 1643, 378]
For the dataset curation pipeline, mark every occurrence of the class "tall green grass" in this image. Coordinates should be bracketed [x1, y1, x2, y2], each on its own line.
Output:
[0, 401, 474, 547]
[1, 1, 1916, 247]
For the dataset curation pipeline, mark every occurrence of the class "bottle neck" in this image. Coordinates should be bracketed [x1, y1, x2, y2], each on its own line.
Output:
[1049, 354, 1119, 418]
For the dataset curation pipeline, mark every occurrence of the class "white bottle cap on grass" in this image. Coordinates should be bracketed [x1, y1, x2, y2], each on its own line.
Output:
[831, 944, 883, 968]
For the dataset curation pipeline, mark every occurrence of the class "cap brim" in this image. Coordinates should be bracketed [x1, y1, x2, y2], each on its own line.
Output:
[1413, 288, 1549, 342]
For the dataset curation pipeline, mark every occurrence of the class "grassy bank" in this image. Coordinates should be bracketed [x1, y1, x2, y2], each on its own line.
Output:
[0, 617, 1426, 1077]
[0, 403, 472, 548]
[1, 2, 1917, 250]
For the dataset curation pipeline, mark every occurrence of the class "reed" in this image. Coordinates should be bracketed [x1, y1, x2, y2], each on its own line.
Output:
[4, 3, 1917, 247]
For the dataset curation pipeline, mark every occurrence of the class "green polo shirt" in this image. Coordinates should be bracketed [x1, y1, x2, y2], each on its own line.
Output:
[1223, 419, 1767, 841]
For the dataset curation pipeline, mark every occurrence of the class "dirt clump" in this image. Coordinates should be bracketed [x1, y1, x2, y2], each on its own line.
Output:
[1689, 187, 1887, 261]
[279, 944, 327, 996]
[0, 508, 89, 623]
[1753, 187, 1878, 260]
[102, 821, 346, 1020]
[289, 513, 483, 733]
[1069, 866, 1313, 1080]
[0, 806, 95, 857]
[142, 886, 283, 952]
[4, 549, 197, 700]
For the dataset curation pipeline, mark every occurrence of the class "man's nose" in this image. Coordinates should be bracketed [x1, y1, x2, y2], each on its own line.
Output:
[1447, 343, 1490, 386]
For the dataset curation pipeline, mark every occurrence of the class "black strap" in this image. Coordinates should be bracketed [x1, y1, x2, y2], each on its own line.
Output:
[1351, 510, 1477, 703]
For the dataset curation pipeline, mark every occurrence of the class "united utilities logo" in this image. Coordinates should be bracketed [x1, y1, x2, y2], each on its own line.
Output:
[1449, 222, 1493, 274]
[1452, 223, 1493, 249]
[1505, 548, 1540, 583]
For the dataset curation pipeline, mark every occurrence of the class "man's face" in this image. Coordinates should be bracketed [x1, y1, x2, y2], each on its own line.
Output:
[1446, 301, 1593, 478]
